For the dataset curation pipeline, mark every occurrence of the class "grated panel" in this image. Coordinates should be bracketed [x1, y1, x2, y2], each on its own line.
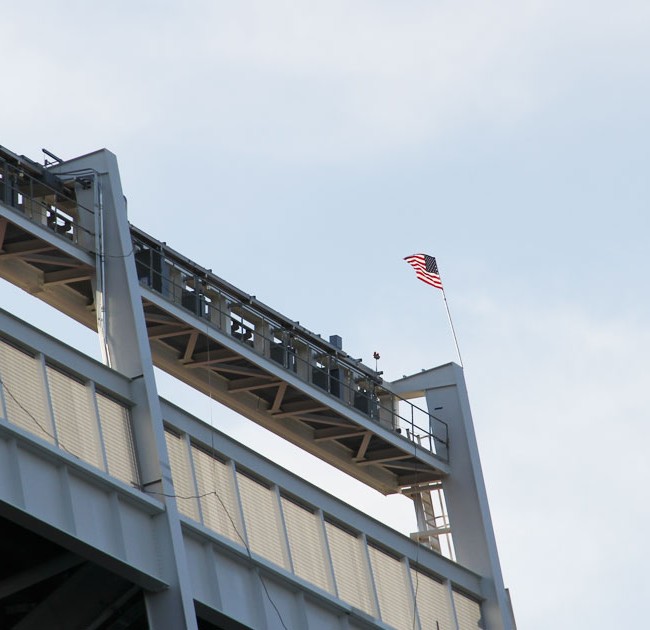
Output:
[368, 545, 414, 630]
[453, 590, 483, 630]
[191, 446, 241, 544]
[325, 521, 375, 616]
[281, 496, 331, 592]
[0, 340, 53, 443]
[237, 472, 287, 569]
[164, 430, 199, 520]
[97, 392, 139, 487]
[410, 569, 454, 630]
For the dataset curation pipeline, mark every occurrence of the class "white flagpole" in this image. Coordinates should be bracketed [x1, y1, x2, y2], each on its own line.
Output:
[441, 288, 463, 368]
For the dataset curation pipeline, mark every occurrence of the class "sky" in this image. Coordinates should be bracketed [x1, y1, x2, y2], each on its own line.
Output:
[2, 2, 650, 628]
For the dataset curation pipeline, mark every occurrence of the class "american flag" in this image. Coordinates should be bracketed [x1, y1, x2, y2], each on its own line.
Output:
[404, 254, 443, 289]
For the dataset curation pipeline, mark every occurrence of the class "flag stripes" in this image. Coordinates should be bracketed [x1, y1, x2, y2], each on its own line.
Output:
[404, 254, 443, 289]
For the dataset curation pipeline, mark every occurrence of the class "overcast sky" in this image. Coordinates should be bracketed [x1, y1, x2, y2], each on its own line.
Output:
[3, 2, 650, 628]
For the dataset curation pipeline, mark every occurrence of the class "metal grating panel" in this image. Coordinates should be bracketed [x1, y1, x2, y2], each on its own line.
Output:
[453, 590, 483, 630]
[164, 430, 199, 520]
[191, 445, 241, 544]
[325, 521, 375, 616]
[97, 392, 139, 487]
[410, 569, 454, 630]
[281, 496, 331, 593]
[47, 366, 103, 469]
[0, 339, 53, 443]
[237, 472, 288, 569]
[368, 545, 415, 630]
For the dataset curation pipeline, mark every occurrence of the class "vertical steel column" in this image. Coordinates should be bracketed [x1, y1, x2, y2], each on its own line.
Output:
[50, 150, 199, 630]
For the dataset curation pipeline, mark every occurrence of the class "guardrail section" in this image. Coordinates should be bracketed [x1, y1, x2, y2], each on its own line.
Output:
[164, 424, 482, 630]
[0, 335, 139, 488]
[133, 228, 448, 461]
[0, 152, 95, 251]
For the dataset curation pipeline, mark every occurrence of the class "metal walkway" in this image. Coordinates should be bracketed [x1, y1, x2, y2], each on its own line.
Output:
[0, 146, 448, 494]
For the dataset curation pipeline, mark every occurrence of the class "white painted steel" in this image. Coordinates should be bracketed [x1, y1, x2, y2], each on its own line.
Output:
[281, 496, 332, 593]
[47, 365, 104, 469]
[453, 590, 483, 630]
[0, 340, 53, 443]
[237, 471, 289, 570]
[165, 429, 200, 521]
[191, 444, 242, 544]
[0, 336, 138, 486]
[0, 306, 490, 630]
[325, 521, 376, 616]
[367, 545, 416, 630]
[410, 568, 454, 630]
[96, 391, 139, 487]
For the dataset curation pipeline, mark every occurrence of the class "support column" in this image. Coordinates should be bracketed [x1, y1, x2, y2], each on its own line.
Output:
[392, 364, 514, 630]
[51, 151, 198, 630]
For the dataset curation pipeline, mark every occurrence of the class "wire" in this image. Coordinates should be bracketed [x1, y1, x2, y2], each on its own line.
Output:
[92, 246, 136, 259]
[0, 378, 78, 459]
[411, 425, 422, 630]
[145, 314, 290, 630]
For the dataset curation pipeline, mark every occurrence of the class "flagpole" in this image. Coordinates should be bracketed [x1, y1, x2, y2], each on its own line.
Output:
[441, 289, 463, 368]
[403, 253, 464, 368]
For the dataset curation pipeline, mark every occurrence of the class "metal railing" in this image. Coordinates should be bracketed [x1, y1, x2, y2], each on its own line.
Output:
[133, 232, 448, 459]
[0, 156, 95, 250]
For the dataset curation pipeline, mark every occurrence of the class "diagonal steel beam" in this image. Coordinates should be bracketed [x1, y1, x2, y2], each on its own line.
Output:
[228, 376, 282, 392]
[21, 253, 85, 267]
[1, 239, 56, 257]
[182, 331, 199, 363]
[313, 427, 367, 441]
[43, 267, 94, 285]
[182, 348, 239, 366]
[272, 401, 330, 418]
[209, 363, 269, 378]
[355, 431, 373, 460]
[270, 382, 287, 413]
[356, 447, 411, 465]
[148, 325, 194, 339]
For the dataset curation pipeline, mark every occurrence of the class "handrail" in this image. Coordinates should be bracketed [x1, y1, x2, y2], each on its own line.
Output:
[131, 231, 448, 459]
[0, 155, 448, 460]
[0, 155, 95, 249]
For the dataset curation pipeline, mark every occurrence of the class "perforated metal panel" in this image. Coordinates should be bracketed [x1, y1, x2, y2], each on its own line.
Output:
[164, 430, 199, 520]
[368, 545, 414, 630]
[191, 446, 241, 543]
[237, 472, 287, 569]
[281, 496, 331, 593]
[453, 590, 483, 630]
[411, 569, 454, 630]
[325, 521, 375, 615]
[0, 339, 53, 443]
[47, 366, 103, 469]
[97, 392, 139, 487]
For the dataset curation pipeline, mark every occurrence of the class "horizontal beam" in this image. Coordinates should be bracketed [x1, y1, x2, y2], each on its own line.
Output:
[356, 447, 411, 465]
[228, 377, 282, 393]
[272, 402, 329, 418]
[1, 239, 56, 257]
[43, 267, 94, 285]
[182, 348, 239, 367]
[313, 426, 367, 441]
[147, 324, 194, 340]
